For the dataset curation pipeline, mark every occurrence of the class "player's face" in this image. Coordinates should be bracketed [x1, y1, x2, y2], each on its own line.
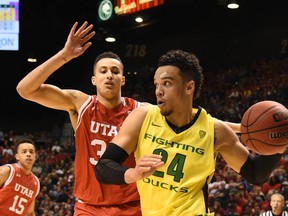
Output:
[154, 65, 188, 117]
[92, 58, 125, 99]
[15, 143, 36, 169]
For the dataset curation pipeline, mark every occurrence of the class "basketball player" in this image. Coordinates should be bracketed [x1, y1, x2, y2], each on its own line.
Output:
[95, 50, 284, 215]
[0, 139, 40, 216]
[260, 193, 288, 216]
[17, 22, 241, 215]
[16, 21, 142, 216]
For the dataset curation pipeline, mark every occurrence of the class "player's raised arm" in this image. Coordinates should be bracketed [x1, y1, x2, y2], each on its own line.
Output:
[16, 22, 95, 112]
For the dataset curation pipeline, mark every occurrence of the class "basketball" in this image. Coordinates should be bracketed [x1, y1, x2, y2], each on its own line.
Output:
[240, 100, 288, 155]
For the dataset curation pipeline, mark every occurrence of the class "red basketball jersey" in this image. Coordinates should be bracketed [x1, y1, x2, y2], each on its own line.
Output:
[74, 96, 141, 205]
[0, 163, 40, 216]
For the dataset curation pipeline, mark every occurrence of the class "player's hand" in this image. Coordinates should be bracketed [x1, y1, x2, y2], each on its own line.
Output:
[62, 21, 96, 61]
[125, 154, 164, 183]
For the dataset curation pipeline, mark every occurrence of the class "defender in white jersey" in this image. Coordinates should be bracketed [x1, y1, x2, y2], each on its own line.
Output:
[95, 50, 285, 215]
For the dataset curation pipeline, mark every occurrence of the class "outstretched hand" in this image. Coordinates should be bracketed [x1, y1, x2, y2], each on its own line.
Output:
[126, 154, 164, 183]
[62, 21, 95, 61]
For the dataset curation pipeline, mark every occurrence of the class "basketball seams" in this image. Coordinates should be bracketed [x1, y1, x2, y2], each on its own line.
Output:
[240, 100, 288, 155]
[245, 138, 288, 147]
[240, 123, 288, 134]
[242, 105, 279, 127]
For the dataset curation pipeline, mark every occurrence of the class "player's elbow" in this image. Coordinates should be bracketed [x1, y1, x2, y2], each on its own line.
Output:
[16, 82, 30, 99]
[16, 82, 39, 100]
[94, 162, 107, 184]
[94, 158, 128, 185]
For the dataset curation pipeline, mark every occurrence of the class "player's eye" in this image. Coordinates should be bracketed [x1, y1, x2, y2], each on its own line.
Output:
[164, 81, 170, 86]
[100, 69, 107, 73]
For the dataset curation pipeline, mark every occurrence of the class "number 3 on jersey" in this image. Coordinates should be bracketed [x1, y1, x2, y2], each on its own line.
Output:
[89, 139, 107, 165]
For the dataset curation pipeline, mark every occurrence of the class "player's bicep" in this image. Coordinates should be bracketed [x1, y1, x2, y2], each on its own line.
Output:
[113, 106, 148, 154]
[215, 120, 249, 173]
[27, 85, 84, 112]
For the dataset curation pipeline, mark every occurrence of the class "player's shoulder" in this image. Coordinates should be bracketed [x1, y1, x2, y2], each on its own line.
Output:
[123, 96, 137, 102]
[0, 164, 11, 174]
[0, 164, 12, 185]
[121, 97, 152, 112]
[127, 103, 151, 120]
[74, 90, 89, 103]
[139, 102, 151, 108]
[214, 118, 229, 130]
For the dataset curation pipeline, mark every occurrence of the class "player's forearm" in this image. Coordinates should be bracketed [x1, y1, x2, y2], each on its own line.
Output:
[95, 158, 128, 184]
[124, 168, 141, 184]
[239, 153, 283, 185]
[16, 50, 68, 98]
[95, 143, 130, 184]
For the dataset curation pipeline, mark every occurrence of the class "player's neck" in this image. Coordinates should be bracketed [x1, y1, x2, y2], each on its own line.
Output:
[18, 162, 32, 175]
[97, 94, 122, 109]
[166, 107, 196, 128]
[166, 118, 194, 134]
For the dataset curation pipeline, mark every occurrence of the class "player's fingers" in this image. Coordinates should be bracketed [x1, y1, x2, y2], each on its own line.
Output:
[69, 22, 79, 37]
[138, 155, 162, 166]
[141, 154, 162, 160]
[81, 42, 93, 53]
[152, 160, 165, 168]
[79, 24, 94, 39]
[82, 31, 96, 44]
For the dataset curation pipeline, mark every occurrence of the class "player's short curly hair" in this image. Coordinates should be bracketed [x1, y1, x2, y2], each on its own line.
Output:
[15, 138, 36, 153]
[158, 50, 204, 100]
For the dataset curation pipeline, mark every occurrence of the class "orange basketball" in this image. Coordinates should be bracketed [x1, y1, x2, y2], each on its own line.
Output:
[240, 100, 288, 155]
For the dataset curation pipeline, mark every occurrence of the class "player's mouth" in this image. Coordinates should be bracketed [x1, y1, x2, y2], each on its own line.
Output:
[105, 82, 114, 87]
[157, 100, 165, 107]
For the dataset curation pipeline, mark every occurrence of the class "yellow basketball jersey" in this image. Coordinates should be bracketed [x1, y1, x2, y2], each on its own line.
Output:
[135, 105, 216, 216]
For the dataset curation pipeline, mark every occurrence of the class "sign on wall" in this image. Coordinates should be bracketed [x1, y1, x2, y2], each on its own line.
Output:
[0, 0, 19, 51]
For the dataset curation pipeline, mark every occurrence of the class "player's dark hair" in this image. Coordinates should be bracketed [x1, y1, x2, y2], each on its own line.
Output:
[157, 50, 204, 100]
[94, 51, 123, 69]
[15, 138, 36, 153]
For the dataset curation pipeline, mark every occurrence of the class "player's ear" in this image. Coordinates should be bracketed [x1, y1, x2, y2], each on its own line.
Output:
[186, 80, 194, 95]
[121, 76, 125, 86]
[15, 153, 19, 161]
[91, 75, 96, 86]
